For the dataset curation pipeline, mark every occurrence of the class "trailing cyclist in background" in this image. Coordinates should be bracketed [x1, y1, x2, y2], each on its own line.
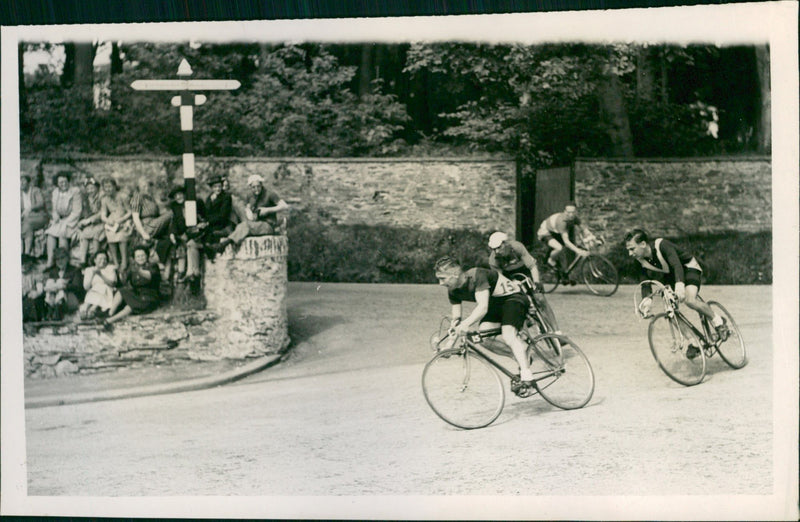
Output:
[625, 228, 729, 357]
[487, 231, 560, 332]
[537, 201, 595, 277]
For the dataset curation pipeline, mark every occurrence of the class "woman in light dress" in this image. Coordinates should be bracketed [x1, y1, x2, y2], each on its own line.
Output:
[75, 177, 106, 266]
[100, 178, 133, 273]
[79, 250, 118, 320]
[20, 174, 49, 256]
[44, 171, 83, 268]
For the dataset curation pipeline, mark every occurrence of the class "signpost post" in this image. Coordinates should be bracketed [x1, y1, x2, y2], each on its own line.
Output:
[131, 59, 240, 226]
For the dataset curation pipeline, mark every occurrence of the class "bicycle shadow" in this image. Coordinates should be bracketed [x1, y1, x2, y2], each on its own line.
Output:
[482, 393, 607, 429]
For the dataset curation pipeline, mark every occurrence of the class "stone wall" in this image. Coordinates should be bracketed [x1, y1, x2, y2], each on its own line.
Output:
[20, 156, 518, 234]
[572, 157, 772, 244]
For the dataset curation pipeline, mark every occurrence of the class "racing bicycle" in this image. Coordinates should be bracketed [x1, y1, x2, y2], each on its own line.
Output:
[633, 280, 747, 386]
[422, 318, 594, 429]
[538, 236, 619, 297]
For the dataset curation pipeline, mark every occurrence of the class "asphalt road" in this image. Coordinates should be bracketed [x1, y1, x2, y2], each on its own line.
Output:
[22, 283, 788, 518]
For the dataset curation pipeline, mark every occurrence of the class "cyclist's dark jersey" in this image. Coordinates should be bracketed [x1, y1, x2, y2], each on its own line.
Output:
[488, 240, 535, 273]
[638, 238, 703, 292]
[447, 267, 523, 305]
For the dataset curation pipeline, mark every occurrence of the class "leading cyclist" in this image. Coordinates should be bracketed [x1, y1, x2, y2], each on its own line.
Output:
[625, 228, 729, 353]
[434, 256, 535, 387]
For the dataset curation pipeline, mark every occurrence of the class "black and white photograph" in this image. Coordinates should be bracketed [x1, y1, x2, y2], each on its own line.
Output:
[1, 2, 797, 519]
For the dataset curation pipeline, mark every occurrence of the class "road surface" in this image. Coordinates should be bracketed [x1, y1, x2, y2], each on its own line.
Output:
[21, 283, 787, 517]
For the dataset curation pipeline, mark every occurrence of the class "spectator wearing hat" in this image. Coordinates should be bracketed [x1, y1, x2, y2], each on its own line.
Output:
[130, 177, 172, 264]
[100, 177, 133, 274]
[166, 185, 207, 283]
[44, 170, 83, 269]
[43, 247, 84, 320]
[75, 177, 106, 266]
[216, 174, 288, 251]
[20, 174, 49, 257]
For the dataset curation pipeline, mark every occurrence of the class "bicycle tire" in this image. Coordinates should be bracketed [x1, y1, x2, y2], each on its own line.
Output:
[421, 348, 505, 429]
[528, 333, 595, 410]
[707, 301, 747, 369]
[648, 313, 706, 386]
[538, 262, 560, 294]
[581, 254, 619, 297]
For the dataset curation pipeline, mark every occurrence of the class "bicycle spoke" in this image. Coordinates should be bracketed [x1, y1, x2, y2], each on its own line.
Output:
[539, 262, 560, 294]
[648, 314, 706, 386]
[421, 349, 505, 429]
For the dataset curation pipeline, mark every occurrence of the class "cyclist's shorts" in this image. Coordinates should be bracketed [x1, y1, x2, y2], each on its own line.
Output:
[484, 294, 528, 330]
[668, 267, 702, 290]
[538, 231, 565, 245]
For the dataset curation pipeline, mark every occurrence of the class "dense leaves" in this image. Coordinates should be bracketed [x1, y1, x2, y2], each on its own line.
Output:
[20, 41, 767, 162]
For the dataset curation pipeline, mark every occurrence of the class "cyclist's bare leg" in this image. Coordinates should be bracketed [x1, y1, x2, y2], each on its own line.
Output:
[546, 238, 563, 268]
[501, 324, 534, 381]
[683, 285, 722, 325]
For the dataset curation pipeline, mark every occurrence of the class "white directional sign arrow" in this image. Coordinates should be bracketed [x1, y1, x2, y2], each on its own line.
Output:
[131, 79, 241, 91]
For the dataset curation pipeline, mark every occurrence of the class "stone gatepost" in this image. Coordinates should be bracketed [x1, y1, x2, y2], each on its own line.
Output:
[202, 235, 290, 359]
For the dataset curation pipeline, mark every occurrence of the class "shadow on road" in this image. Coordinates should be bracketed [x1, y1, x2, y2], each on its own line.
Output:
[287, 311, 346, 344]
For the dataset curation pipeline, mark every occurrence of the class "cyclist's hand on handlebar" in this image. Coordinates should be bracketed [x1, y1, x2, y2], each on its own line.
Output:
[577, 248, 590, 257]
[674, 282, 686, 302]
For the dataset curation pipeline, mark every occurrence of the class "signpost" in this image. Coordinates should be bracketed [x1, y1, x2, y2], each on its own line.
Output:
[131, 59, 240, 226]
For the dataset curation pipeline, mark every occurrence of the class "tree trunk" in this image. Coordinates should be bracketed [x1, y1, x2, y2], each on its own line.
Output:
[598, 69, 635, 157]
[73, 42, 95, 85]
[358, 44, 375, 96]
[754, 45, 771, 154]
[659, 48, 669, 105]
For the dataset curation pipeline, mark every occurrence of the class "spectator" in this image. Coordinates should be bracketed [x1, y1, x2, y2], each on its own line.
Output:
[79, 250, 119, 320]
[43, 247, 84, 321]
[130, 177, 172, 264]
[100, 178, 133, 274]
[21, 254, 45, 322]
[166, 185, 207, 283]
[215, 174, 288, 251]
[44, 171, 83, 269]
[104, 245, 162, 329]
[203, 175, 234, 250]
[75, 177, 106, 267]
[20, 174, 49, 257]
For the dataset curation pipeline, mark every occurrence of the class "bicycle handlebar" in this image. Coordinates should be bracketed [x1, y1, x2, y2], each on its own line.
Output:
[633, 280, 677, 319]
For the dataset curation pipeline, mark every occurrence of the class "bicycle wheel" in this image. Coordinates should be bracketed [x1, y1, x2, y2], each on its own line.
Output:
[581, 254, 619, 297]
[528, 334, 595, 409]
[648, 313, 706, 386]
[707, 301, 747, 369]
[421, 348, 505, 429]
[538, 262, 560, 294]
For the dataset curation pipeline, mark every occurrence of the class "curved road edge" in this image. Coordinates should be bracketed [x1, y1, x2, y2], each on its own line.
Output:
[25, 352, 288, 409]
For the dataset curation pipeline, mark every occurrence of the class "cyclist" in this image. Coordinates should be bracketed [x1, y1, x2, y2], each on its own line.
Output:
[487, 231, 560, 331]
[434, 256, 535, 389]
[624, 228, 729, 354]
[537, 202, 596, 277]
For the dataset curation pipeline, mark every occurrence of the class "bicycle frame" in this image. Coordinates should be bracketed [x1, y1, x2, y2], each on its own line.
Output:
[547, 236, 605, 277]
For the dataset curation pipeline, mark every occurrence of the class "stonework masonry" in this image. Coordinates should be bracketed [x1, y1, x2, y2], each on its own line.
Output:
[572, 157, 772, 245]
[20, 156, 518, 235]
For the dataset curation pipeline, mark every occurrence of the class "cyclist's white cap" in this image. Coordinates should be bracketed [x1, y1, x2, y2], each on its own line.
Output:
[488, 231, 508, 249]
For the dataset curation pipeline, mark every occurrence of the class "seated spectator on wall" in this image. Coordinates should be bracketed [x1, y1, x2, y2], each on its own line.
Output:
[75, 177, 106, 267]
[44, 171, 83, 269]
[130, 177, 172, 264]
[100, 177, 133, 274]
[43, 247, 84, 321]
[166, 185, 207, 283]
[103, 245, 162, 329]
[21, 254, 45, 322]
[203, 175, 234, 248]
[20, 174, 49, 257]
[215, 174, 288, 252]
[79, 250, 119, 321]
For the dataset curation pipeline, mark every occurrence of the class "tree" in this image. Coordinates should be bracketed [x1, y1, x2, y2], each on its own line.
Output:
[754, 45, 771, 153]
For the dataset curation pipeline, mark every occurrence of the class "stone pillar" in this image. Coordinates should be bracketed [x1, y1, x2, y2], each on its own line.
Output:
[202, 235, 290, 359]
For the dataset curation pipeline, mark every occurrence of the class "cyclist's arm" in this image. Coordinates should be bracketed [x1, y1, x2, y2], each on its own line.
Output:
[457, 289, 489, 333]
[511, 241, 541, 284]
[659, 241, 686, 284]
[560, 229, 588, 256]
[449, 303, 462, 327]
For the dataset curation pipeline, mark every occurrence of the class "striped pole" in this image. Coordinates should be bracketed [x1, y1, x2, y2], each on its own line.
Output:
[131, 58, 240, 227]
